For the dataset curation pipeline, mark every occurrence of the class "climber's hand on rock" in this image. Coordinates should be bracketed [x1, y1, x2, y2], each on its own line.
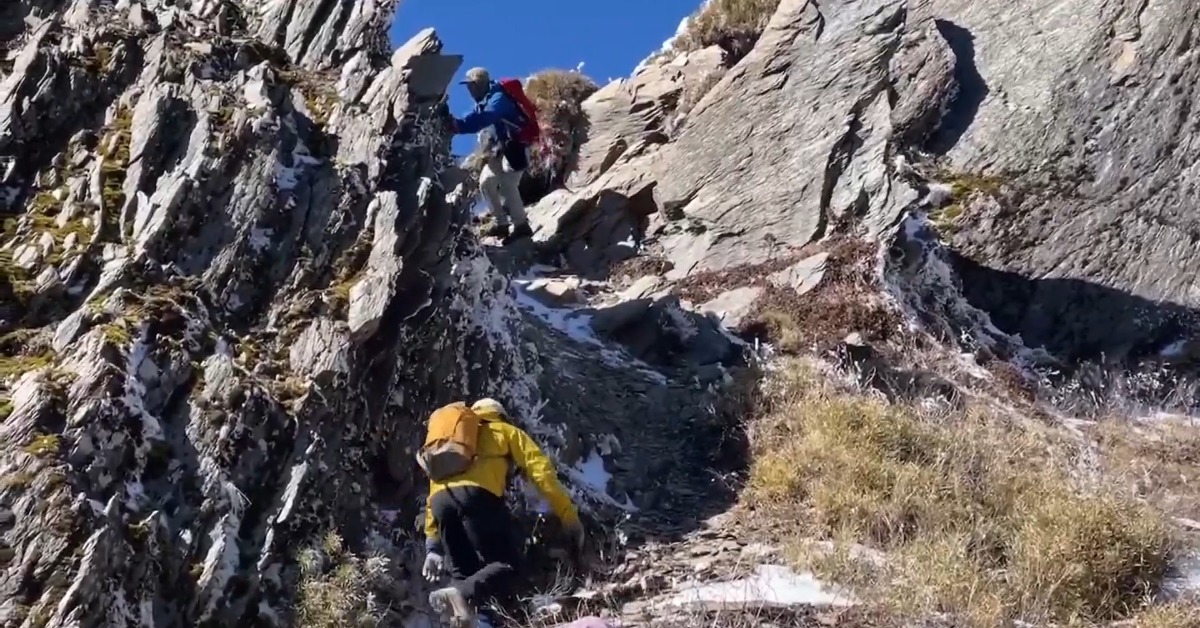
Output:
[422, 552, 444, 582]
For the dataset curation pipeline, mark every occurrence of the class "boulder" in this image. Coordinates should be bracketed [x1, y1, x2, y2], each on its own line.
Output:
[526, 277, 583, 307]
[699, 286, 764, 330]
[767, 252, 828, 294]
[587, 294, 738, 368]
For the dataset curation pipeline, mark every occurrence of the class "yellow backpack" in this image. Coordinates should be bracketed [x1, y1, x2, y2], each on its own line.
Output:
[417, 402, 482, 481]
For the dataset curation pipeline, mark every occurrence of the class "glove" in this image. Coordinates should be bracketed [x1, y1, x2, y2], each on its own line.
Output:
[422, 552, 444, 582]
[564, 520, 585, 554]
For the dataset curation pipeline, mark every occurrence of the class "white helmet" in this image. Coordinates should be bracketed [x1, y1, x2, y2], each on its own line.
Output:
[471, 398, 508, 419]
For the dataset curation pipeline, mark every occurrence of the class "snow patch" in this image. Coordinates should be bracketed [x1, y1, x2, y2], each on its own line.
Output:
[667, 564, 856, 611]
[513, 287, 599, 346]
[563, 447, 637, 512]
[632, 7, 703, 75]
[568, 448, 612, 495]
[511, 277, 669, 383]
[273, 161, 299, 191]
[1163, 553, 1200, 599]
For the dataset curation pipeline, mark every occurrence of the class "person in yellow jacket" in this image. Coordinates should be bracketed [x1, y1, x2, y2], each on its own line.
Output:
[423, 398, 584, 627]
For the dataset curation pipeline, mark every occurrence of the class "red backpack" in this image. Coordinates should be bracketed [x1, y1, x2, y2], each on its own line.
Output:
[497, 77, 541, 145]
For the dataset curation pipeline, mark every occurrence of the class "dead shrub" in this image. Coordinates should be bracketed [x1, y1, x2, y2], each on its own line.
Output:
[745, 360, 1177, 626]
[674, 0, 782, 64]
[610, 255, 674, 281]
[524, 69, 599, 182]
[729, 238, 901, 352]
[295, 532, 401, 628]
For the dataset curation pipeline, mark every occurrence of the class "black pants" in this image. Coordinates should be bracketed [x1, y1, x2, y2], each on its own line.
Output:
[430, 485, 522, 607]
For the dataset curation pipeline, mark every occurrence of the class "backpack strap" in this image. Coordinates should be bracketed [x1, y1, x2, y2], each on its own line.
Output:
[494, 82, 530, 129]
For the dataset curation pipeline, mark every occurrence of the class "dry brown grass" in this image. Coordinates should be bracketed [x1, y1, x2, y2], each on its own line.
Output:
[523, 69, 599, 181]
[744, 360, 1177, 626]
[1133, 601, 1200, 627]
[673, 0, 782, 64]
[706, 238, 905, 353]
[1095, 418, 1200, 520]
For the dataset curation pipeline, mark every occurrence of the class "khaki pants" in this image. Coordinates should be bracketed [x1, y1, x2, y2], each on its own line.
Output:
[478, 153, 527, 227]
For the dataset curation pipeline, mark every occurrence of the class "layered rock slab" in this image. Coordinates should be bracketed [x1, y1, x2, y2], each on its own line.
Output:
[528, 0, 955, 280]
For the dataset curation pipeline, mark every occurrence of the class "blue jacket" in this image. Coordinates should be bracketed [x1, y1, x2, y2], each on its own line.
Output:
[454, 82, 530, 171]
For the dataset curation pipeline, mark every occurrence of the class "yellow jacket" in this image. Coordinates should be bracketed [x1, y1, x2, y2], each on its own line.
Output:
[424, 408, 580, 543]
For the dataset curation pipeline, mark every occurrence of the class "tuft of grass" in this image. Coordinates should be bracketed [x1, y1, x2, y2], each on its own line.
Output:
[327, 275, 359, 315]
[295, 532, 398, 628]
[326, 238, 371, 316]
[746, 359, 1176, 626]
[274, 376, 309, 402]
[522, 69, 599, 181]
[279, 68, 340, 129]
[19, 189, 94, 265]
[930, 171, 1008, 235]
[736, 239, 900, 353]
[0, 352, 53, 380]
[100, 321, 134, 346]
[24, 434, 61, 458]
[673, 0, 782, 64]
[99, 106, 133, 242]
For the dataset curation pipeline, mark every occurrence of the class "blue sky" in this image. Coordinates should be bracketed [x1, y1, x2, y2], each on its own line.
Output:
[388, 0, 699, 156]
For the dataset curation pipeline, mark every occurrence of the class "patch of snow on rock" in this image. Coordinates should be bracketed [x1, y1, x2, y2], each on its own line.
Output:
[667, 564, 856, 611]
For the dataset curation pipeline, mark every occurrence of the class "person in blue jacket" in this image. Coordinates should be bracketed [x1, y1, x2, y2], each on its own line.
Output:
[450, 67, 534, 244]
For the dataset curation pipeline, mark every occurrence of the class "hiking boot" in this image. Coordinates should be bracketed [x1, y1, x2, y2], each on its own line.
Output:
[502, 222, 533, 245]
[429, 587, 475, 626]
[482, 222, 510, 239]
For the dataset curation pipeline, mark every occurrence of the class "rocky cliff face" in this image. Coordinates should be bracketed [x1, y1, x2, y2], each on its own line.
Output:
[528, 0, 1200, 390]
[0, 1, 751, 625]
[6, 0, 1200, 625]
[0, 0, 482, 622]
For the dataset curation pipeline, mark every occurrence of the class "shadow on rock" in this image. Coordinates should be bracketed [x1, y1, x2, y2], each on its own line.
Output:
[951, 251, 1200, 368]
[942, 250, 1200, 416]
[925, 20, 988, 155]
[512, 357, 759, 622]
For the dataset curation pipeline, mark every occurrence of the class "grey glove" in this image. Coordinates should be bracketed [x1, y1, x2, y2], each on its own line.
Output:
[422, 552, 444, 582]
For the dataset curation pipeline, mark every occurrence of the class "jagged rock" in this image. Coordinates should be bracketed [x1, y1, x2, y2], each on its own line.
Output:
[0, 4, 506, 624]
[527, 0, 944, 279]
[615, 274, 666, 302]
[587, 293, 738, 368]
[570, 48, 722, 189]
[255, 0, 396, 69]
[591, 297, 653, 334]
[34, 265, 64, 296]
